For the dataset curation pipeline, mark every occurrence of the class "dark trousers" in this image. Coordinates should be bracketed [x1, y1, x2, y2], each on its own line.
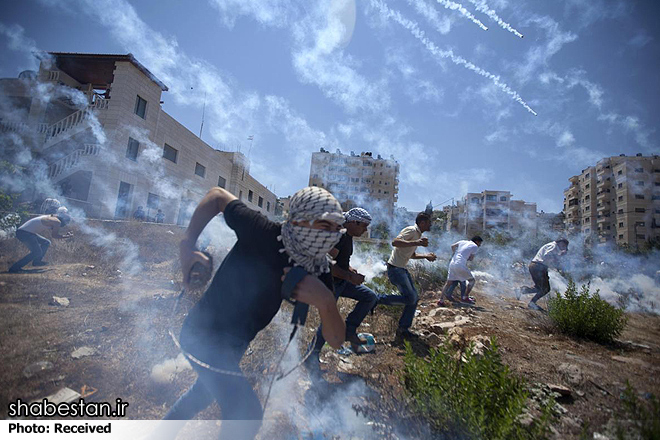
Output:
[10, 230, 50, 271]
[164, 335, 263, 439]
[521, 262, 550, 302]
[446, 280, 466, 298]
[312, 279, 379, 351]
[379, 265, 418, 330]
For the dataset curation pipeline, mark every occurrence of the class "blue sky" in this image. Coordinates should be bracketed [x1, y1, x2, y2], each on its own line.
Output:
[1, 0, 658, 213]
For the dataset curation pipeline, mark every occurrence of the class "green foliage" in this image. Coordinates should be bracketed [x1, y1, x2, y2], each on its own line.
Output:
[364, 273, 397, 296]
[616, 382, 660, 440]
[408, 261, 447, 291]
[403, 339, 553, 439]
[548, 279, 627, 344]
[370, 221, 391, 240]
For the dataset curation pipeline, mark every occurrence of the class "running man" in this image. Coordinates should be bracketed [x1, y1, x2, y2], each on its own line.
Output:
[518, 238, 569, 311]
[164, 186, 346, 440]
[438, 236, 483, 305]
[9, 207, 73, 273]
[379, 212, 436, 339]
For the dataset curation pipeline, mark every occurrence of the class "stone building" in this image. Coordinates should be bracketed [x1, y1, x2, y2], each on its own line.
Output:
[0, 52, 276, 223]
[308, 148, 399, 220]
[563, 154, 660, 246]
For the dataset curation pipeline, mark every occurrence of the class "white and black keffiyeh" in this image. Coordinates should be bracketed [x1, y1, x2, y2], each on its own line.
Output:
[344, 207, 372, 225]
[279, 187, 345, 275]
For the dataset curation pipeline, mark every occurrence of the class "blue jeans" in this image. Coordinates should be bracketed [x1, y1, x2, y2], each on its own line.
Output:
[10, 230, 50, 271]
[312, 280, 379, 352]
[164, 332, 263, 439]
[380, 265, 418, 330]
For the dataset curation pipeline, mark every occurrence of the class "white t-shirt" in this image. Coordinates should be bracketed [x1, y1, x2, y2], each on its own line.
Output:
[532, 241, 563, 266]
[450, 240, 479, 269]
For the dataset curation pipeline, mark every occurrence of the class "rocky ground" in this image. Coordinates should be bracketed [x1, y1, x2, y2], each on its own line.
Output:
[0, 222, 658, 439]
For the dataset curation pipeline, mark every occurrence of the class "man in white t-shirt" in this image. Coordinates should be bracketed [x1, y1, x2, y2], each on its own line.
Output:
[518, 238, 569, 311]
[438, 236, 483, 305]
[379, 212, 437, 340]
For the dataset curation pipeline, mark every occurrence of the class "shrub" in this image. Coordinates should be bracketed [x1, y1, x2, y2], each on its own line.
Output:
[402, 339, 553, 439]
[407, 261, 447, 292]
[616, 382, 660, 440]
[548, 279, 627, 344]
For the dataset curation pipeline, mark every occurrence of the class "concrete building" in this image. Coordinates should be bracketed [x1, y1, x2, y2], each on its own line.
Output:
[444, 190, 537, 236]
[308, 148, 399, 220]
[563, 154, 660, 246]
[0, 52, 276, 223]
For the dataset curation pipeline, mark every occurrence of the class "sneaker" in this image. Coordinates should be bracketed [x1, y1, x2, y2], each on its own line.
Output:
[32, 261, 49, 267]
[528, 302, 546, 312]
[395, 328, 420, 340]
[460, 296, 476, 305]
[346, 330, 367, 352]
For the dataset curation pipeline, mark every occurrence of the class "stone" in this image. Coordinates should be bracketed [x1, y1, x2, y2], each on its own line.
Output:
[35, 387, 81, 404]
[557, 363, 583, 386]
[425, 333, 442, 346]
[71, 346, 96, 359]
[547, 383, 572, 397]
[50, 296, 70, 307]
[448, 327, 465, 347]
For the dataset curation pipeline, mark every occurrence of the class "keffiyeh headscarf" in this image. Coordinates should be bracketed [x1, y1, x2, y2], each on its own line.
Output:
[344, 207, 372, 225]
[279, 187, 345, 275]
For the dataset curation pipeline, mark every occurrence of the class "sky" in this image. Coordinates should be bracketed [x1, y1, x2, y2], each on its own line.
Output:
[0, 0, 658, 213]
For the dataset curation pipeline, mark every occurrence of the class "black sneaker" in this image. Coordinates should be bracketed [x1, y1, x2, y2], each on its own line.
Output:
[395, 328, 420, 340]
[528, 302, 546, 312]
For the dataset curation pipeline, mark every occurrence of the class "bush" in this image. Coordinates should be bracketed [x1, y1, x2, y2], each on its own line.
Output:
[407, 261, 447, 292]
[616, 381, 660, 440]
[402, 339, 553, 439]
[548, 279, 627, 344]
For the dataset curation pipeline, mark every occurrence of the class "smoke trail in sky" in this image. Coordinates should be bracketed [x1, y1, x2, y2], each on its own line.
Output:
[370, 0, 538, 116]
[465, 0, 524, 38]
[433, 0, 489, 31]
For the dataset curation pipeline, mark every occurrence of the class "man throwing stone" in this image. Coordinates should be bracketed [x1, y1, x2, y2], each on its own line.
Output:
[518, 238, 569, 311]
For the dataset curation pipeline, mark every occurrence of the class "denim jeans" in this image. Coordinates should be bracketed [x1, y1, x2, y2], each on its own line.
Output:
[10, 230, 50, 271]
[312, 279, 379, 351]
[164, 333, 263, 439]
[379, 265, 418, 330]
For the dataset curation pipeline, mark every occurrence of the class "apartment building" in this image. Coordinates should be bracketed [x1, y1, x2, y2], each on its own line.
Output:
[308, 148, 399, 220]
[563, 154, 660, 246]
[444, 190, 537, 236]
[0, 52, 276, 223]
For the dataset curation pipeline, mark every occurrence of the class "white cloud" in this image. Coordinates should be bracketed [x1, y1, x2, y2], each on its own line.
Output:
[207, 0, 297, 28]
[556, 130, 575, 148]
[628, 31, 652, 48]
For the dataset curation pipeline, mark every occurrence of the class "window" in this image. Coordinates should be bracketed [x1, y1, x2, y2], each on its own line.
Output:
[267, 201, 271, 212]
[636, 234, 645, 239]
[618, 183, 623, 189]
[585, 173, 590, 178]
[619, 222, 624, 228]
[618, 209, 624, 214]
[584, 218, 590, 223]
[655, 182, 660, 186]
[635, 194, 644, 200]
[134, 95, 147, 119]
[653, 195, 660, 201]
[126, 137, 139, 161]
[618, 196, 623, 202]
[585, 184, 590, 189]
[163, 144, 178, 163]
[635, 208, 645, 213]
[194, 162, 206, 178]
[636, 181, 644, 186]
[147, 193, 160, 210]
[635, 222, 645, 227]
[585, 206, 590, 212]
[635, 168, 643, 173]
[248, 190, 253, 202]
[619, 234, 623, 239]
[217, 176, 226, 188]
[500, 196, 507, 201]
[258, 196, 263, 208]
[618, 170, 623, 175]
[486, 195, 497, 201]
[585, 195, 590, 201]
[471, 197, 480, 204]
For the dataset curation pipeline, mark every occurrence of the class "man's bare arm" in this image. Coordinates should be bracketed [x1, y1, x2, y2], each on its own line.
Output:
[393, 236, 428, 248]
[180, 187, 237, 286]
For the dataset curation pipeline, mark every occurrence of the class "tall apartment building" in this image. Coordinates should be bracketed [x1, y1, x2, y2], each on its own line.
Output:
[0, 52, 276, 223]
[563, 154, 660, 246]
[444, 190, 537, 236]
[308, 148, 399, 220]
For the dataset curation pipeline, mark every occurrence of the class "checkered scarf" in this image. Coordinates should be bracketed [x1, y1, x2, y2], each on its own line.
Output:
[279, 187, 345, 275]
[344, 207, 372, 225]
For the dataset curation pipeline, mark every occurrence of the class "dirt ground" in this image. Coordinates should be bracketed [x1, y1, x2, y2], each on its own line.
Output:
[0, 222, 658, 439]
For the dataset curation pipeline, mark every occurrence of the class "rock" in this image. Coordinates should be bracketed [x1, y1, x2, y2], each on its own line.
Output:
[611, 356, 651, 368]
[23, 361, 55, 378]
[557, 363, 583, 386]
[424, 333, 442, 346]
[71, 346, 96, 359]
[447, 327, 465, 347]
[35, 387, 81, 404]
[547, 383, 572, 397]
[86, 265, 95, 270]
[50, 296, 70, 307]
[428, 307, 454, 318]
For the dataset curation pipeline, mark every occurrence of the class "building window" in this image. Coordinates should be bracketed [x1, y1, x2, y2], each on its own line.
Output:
[636, 181, 644, 186]
[585, 173, 590, 178]
[635, 194, 644, 200]
[486, 195, 497, 201]
[618, 196, 623, 201]
[147, 193, 160, 210]
[258, 196, 263, 208]
[618, 183, 623, 189]
[619, 222, 624, 228]
[635, 168, 643, 173]
[636, 234, 645, 239]
[619, 234, 623, 239]
[653, 195, 660, 201]
[267, 201, 271, 212]
[618, 209, 624, 214]
[585, 206, 590, 211]
[218, 176, 226, 188]
[134, 95, 147, 119]
[618, 170, 623, 175]
[163, 144, 178, 163]
[248, 190, 253, 203]
[500, 196, 507, 201]
[195, 163, 206, 178]
[584, 218, 590, 223]
[635, 208, 645, 213]
[585, 195, 590, 201]
[585, 183, 590, 189]
[635, 222, 645, 227]
[126, 137, 139, 161]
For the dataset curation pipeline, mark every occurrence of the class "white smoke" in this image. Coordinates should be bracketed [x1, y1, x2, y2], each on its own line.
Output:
[465, 0, 524, 38]
[150, 353, 192, 383]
